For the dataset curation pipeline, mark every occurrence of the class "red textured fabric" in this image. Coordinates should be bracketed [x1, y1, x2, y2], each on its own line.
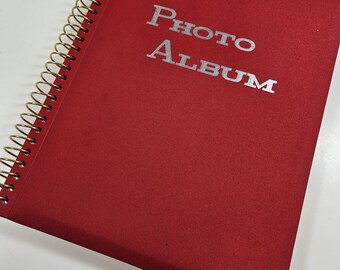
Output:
[1, 1, 339, 269]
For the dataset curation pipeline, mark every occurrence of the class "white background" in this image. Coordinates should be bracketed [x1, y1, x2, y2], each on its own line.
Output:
[0, 1, 339, 269]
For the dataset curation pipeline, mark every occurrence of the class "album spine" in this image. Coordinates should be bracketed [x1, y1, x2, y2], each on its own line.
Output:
[0, 0, 102, 206]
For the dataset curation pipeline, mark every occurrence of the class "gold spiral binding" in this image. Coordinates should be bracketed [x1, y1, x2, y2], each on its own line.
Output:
[0, 0, 101, 204]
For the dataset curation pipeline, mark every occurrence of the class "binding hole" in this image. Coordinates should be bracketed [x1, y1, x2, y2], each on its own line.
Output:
[30, 138, 37, 144]
[88, 19, 94, 24]
[35, 127, 42, 133]
[61, 75, 67, 80]
[52, 95, 57, 101]
[0, 183, 15, 191]
[20, 161, 26, 168]
[14, 173, 20, 180]
[1, 197, 8, 204]
[46, 105, 53, 111]
[66, 65, 72, 71]
[41, 116, 47, 122]
[25, 150, 31, 156]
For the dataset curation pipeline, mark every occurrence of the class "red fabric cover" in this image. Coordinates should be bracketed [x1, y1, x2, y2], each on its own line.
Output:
[1, 0, 339, 269]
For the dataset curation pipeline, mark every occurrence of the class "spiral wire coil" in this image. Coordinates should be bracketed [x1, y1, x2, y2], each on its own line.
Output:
[0, 0, 101, 204]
